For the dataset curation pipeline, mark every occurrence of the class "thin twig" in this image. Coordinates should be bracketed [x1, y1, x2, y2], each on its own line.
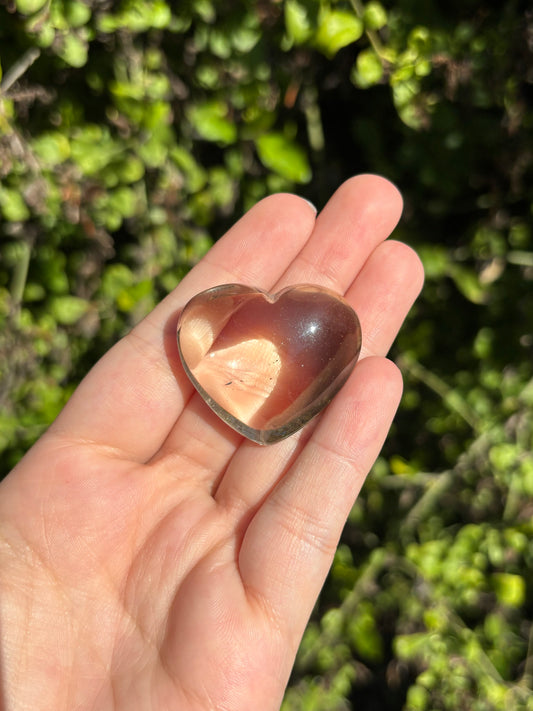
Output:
[398, 354, 480, 431]
[401, 469, 453, 536]
[380, 472, 442, 489]
[400, 429, 492, 539]
[507, 251, 533, 268]
[0, 47, 41, 95]
[10, 240, 33, 317]
[349, 0, 387, 59]
[397, 557, 531, 703]
[519, 621, 533, 691]
[295, 550, 391, 671]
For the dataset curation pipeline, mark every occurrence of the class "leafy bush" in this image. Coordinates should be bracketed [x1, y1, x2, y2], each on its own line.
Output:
[1, 0, 532, 708]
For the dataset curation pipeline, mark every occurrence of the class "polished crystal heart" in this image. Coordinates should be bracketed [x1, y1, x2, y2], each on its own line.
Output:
[177, 284, 362, 444]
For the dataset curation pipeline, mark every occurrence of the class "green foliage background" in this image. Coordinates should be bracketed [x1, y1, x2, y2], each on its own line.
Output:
[1, 0, 532, 708]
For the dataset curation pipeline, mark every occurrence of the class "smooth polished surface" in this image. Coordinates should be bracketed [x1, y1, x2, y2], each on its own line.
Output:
[177, 284, 362, 444]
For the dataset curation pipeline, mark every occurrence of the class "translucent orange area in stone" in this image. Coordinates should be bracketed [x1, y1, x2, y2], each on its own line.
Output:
[193, 338, 281, 424]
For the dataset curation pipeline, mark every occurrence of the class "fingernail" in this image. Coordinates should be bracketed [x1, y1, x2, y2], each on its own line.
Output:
[300, 197, 317, 214]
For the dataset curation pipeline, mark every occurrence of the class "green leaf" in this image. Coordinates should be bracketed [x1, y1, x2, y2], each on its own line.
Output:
[109, 186, 138, 219]
[347, 603, 384, 662]
[171, 146, 207, 192]
[255, 132, 311, 183]
[416, 245, 450, 279]
[208, 166, 235, 207]
[231, 26, 260, 54]
[449, 264, 487, 304]
[405, 685, 430, 710]
[59, 33, 89, 68]
[352, 48, 384, 88]
[188, 100, 237, 145]
[116, 155, 145, 184]
[23, 282, 46, 302]
[101, 264, 134, 301]
[408, 25, 432, 54]
[32, 132, 71, 166]
[321, 608, 343, 636]
[492, 573, 525, 607]
[209, 29, 232, 59]
[394, 632, 431, 661]
[314, 9, 363, 58]
[151, 0, 172, 29]
[50, 296, 91, 325]
[116, 279, 153, 313]
[15, 0, 47, 15]
[363, 1, 388, 30]
[193, 0, 215, 23]
[71, 125, 118, 174]
[65, 1, 92, 28]
[0, 188, 30, 222]
[389, 455, 417, 475]
[489, 443, 519, 470]
[113, 0, 171, 32]
[285, 0, 315, 44]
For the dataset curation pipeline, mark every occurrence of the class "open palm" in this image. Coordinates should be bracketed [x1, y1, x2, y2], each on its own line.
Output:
[0, 175, 424, 710]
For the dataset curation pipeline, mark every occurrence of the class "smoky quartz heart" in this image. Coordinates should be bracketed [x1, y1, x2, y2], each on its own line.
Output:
[177, 284, 362, 444]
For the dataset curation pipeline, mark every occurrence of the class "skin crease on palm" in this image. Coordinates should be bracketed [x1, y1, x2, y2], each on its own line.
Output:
[0, 175, 424, 711]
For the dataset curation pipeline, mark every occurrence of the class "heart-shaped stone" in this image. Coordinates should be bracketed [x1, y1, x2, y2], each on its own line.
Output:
[177, 284, 362, 444]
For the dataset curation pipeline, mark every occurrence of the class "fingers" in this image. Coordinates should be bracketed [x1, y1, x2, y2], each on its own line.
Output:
[275, 174, 403, 292]
[238, 356, 403, 639]
[46, 194, 317, 461]
[214, 237, 423, 512]
[347, 239, 425, 358]
[44, 175, 412, 477]
[162, 176, 405, 470]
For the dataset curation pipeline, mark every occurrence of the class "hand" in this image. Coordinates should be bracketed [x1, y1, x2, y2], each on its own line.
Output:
[0, 175, 424, 710]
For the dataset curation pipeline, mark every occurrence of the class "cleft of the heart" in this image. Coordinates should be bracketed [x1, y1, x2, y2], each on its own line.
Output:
[177, 284, 362, 444]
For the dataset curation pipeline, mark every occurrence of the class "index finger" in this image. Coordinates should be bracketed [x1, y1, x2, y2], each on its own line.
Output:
[47, 194, 317, 461]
